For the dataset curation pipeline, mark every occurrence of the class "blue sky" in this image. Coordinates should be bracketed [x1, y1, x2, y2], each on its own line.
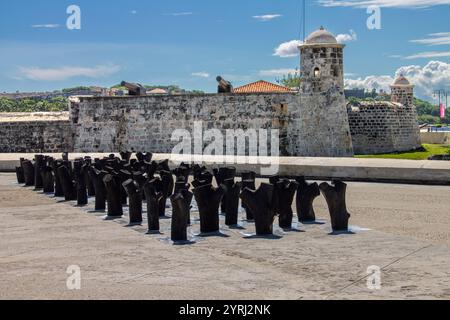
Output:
[1, 0, 450, 100]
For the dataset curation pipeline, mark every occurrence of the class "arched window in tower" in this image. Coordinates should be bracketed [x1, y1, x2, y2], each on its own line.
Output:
[314, 67, 320, 78]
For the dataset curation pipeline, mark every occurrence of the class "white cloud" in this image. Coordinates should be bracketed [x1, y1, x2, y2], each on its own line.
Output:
[336, 30, 358, 43]
[18, 65, 121, 81]
[344, 60, 450, 99]
[273, 40, 303, 58]
[273, 30, 356, 58]
[131, 10, 138, 15]
[31, 24, 60, 28]
[405, 51, 450, 59]
[317, 0, 450, 8]
[191, 72, 210, 78]
[253, 14, 282, 21]
[410, 33, 450, 46]
[259, 68, 298, 77]
[430, 32, 450, 37]
[165, 12, 193, 16]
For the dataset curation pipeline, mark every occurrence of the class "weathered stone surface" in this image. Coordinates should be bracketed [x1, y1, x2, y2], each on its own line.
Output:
[294, 43, 354, 157]
[348, 102, 421, 155]
[68, 90, 356, 157]
[0, 117, 72, 153]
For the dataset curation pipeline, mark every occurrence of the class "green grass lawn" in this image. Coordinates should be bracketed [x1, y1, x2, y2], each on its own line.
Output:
[355, 144, 450, 160]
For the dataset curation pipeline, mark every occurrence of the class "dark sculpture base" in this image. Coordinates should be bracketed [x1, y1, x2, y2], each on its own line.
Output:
[143, 180, 164, 232]
[15, 166, 25, 184]
[170, 193, 190, 242]
[319, 181, 351, 232]
[241, 179, 256, 220]
[193, 184, 224, 234]
[222, 179, 242, 226]
[276, 180, 299, 229]
[90, 168, 107, 211]
[296, 177, 321, 223]
[240, 183, 275, 236]
[41, 166, 55, 194]
[103, 174, 123, 218]
[123, 179, 143, 225]
[22, 160, 35, 186]
[57, 165, 77, 201]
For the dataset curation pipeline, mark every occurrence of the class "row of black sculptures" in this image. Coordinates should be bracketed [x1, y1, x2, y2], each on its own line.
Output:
[15, 152, 351, 242]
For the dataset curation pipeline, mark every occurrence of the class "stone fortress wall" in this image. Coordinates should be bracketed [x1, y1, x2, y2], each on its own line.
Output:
[0, 112, 72, 153]
[0, 28, 421, 156]
[0, 91, 421, 156]
[347, 74, 421, 155]
[347, 102, 421, 155]
[69, 93, 298, 156]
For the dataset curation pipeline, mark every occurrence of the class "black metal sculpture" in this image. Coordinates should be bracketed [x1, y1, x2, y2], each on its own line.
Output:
[319, 181, 351, 232]
[16, 166, 25, 184]
[296, 177, 321, 223]
[170, 192, 192, 242]
[120, 151, 133, 163]
[222, 178, 243, 226]
[213, 167, 237, 187]
[213, 167, 236, 213]
[135, 152, 153, 163]
[160, 170, 174, 205]
[41, 165, 55, 194]
[89, 168, 107, 211]
[52, 160, 64, 197]
[241, 179, 256, 221]
[74, 160, 88, 206]
[83, 158, 96, 197]
[240, 183, 276, 236]
[34, 155, 46, 190]
[143, 161, 158, 179]
[173, 164, 191, 183]
[57, 165, 77, 201]
[275, 180, 299, 229]
[192, 171, 213, 188]
[118, 169, 132, 205]
[132, 171, 146, 194]
[21, 160, 35, 186]
[241, 171, 256, 181]
[193, 165, 208, 181]
[122, 179, 143, 225]
[193, 184, 225, 234]
[143, 179, 164, 232]
[157, 159, 171, 172]
[103, 174, 123, 218]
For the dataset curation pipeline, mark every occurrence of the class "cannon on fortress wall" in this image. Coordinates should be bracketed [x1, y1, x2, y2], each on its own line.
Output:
[120, 81, 146, 96]
[216, 76, 233, 94]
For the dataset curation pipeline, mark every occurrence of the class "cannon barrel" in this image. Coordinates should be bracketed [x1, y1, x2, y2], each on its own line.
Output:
[120, 81, 146, 96]
[216, 76, 233, 93]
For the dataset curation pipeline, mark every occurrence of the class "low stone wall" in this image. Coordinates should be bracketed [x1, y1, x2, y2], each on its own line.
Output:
[69, 93, 293, 155]
[420, 132, 450, 145]
[348, 102, 421, 155]
[0, 112, 72, 153]
[69, 93, 354, 157]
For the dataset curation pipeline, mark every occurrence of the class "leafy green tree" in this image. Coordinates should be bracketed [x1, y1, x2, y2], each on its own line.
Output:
[0, 96, 68, 112]
[277, 70, 301, 88]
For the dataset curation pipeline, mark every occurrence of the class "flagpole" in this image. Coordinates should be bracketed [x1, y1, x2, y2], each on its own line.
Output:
[303, 0, 306, 42]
